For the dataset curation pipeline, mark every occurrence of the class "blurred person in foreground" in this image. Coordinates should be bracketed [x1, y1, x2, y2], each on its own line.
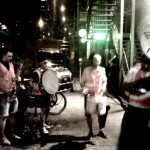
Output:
[0, 48, 21, 146]
[29, 59, 51, 134]
[81, 54, 110, 140]
[118, 54, 150, 150]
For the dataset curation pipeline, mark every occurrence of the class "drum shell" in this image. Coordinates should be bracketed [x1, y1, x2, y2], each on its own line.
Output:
[57, 73, 73, 92]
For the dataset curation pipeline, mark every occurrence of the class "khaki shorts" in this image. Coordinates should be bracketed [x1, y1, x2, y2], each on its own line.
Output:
[85, 94, 107, 115]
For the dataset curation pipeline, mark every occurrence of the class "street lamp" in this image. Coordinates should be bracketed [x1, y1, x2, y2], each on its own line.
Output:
[60, 5, 65, 12]
[62, 16, 66, 22]
[80, 38, 86, 43]
[64, 28, 67, 31]
[38, 18, 45, 39]
[78, 29, 87, 38]
[38, 18, 44, 28]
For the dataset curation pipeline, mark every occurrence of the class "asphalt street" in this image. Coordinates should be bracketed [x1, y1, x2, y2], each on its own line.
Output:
[0, 78, 125, 150]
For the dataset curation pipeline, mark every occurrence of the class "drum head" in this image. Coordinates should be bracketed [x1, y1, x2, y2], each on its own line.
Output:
[42, 69, 59, 94]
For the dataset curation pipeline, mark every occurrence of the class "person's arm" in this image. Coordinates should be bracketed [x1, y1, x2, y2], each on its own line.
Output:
[101, 68, 107, 93]
[122, 81, 138, 91]
[122, 68, 139, 92]
[0, 86, 9, 93]
[81, 68, 89, 94]
[0, 63, 11, 93]
[15, 63, 23, 82]
[80, 68, 86, 88]
[29, 72, 40, 90]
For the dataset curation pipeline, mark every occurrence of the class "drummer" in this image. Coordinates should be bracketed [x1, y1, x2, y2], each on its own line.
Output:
[29, 59, 51, 134]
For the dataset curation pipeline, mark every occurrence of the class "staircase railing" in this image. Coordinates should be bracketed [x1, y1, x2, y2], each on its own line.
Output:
[121, 47, 130, 77]
[86, 0, 92, 36]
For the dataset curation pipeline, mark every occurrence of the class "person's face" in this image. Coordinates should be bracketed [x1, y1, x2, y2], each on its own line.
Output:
[3, 52, 13, 62]
[40, 60, 49, 69]
[141, 56, 150, 71]
[92, 57, 101, 67]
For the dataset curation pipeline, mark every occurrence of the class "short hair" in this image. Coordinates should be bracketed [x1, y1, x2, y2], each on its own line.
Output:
[1, 48, 13, 56]
[93, 54, 102, 61]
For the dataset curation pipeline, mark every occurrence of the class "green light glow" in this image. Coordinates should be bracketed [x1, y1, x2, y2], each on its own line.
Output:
[93, 33, 106, 40]
[80, 38, 86, 43]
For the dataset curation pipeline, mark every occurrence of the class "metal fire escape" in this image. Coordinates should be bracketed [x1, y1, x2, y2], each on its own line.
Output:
[86, 0, 118, 62]
[86, 0, 141, 75]
[87, 0, 117, 36]
[84, 0, 143, 92]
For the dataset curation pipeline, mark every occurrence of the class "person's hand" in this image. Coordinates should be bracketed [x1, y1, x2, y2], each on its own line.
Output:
[33, 84, 39, 91]
[145, 72, 150, 78]
[136, 78, 150, 91]
[2, 88, 11, 94]
[82, 87, 88, 94]
[16, 76, 21, 82]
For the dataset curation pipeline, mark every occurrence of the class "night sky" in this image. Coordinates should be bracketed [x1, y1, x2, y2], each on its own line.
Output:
[0, 0, 86, 41]
[0, 0, 41, 23]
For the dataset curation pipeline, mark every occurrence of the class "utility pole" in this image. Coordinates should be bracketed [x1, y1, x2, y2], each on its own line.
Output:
[52, 0, 57, 38]
[119, 0, 124, 89]
[130, 0, 135, 68]
[76, 0, 80, 67]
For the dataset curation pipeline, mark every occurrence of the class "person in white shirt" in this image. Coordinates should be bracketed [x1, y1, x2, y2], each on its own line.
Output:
[81, 54, 110, 140]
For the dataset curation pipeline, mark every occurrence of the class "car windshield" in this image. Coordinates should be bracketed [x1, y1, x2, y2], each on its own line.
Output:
[37, 51, 64, 65]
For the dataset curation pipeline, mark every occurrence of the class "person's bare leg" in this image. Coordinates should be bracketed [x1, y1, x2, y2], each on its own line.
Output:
[45, 107, 50, 121]
[40, 108, 46, 128]
[0, 117, 7, 137]
[10, 113, 21, 139]
[86, 115, 92, 132]
[0, 117, 11, 145]
[40, 108, 49, 134]
[98, 115, 108, 139]
[86, 115, 93, 139]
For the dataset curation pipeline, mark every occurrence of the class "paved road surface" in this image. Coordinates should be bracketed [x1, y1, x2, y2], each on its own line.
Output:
[0, 90, 125, 150]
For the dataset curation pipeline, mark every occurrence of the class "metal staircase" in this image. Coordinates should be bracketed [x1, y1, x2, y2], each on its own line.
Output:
[86, 0, 142, 70]
[87, 0, 118, 38]
[121, 34, 142, 76]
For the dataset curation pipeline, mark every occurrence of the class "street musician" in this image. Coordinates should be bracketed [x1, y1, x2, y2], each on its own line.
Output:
[0, 48, 21, 146]
[118, 54, 150, 149]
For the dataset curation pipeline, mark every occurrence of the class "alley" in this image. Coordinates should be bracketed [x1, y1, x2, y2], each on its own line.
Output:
[0, 90, 125, 150]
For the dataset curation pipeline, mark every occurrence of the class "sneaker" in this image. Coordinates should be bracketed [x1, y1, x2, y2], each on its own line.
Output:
[41, 127, 49, 134]
[11, 133, 21, 140]
[0, 136, 11, 145]
[99, 130, 108, 139]
[86, 131, 93, 140]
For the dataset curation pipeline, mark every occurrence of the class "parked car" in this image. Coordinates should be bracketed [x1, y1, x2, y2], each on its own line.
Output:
[36, 48, 73, 93]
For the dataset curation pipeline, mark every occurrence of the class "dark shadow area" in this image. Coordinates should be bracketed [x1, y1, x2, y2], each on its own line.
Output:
[7, 119, 92, 149]
[109, 109, 124, 114]
[49, 141, 94, 150]
[106, 88, 128, 111]
[8, 119, 41, 148]
[40, 134, 93, 147]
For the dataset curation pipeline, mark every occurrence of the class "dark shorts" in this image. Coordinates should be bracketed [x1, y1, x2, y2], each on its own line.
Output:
[0, 94, 19, 117]
[31, 94, 50, 108]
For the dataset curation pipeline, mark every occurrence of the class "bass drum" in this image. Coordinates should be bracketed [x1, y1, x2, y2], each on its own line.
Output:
[42, 69, 59, 94]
